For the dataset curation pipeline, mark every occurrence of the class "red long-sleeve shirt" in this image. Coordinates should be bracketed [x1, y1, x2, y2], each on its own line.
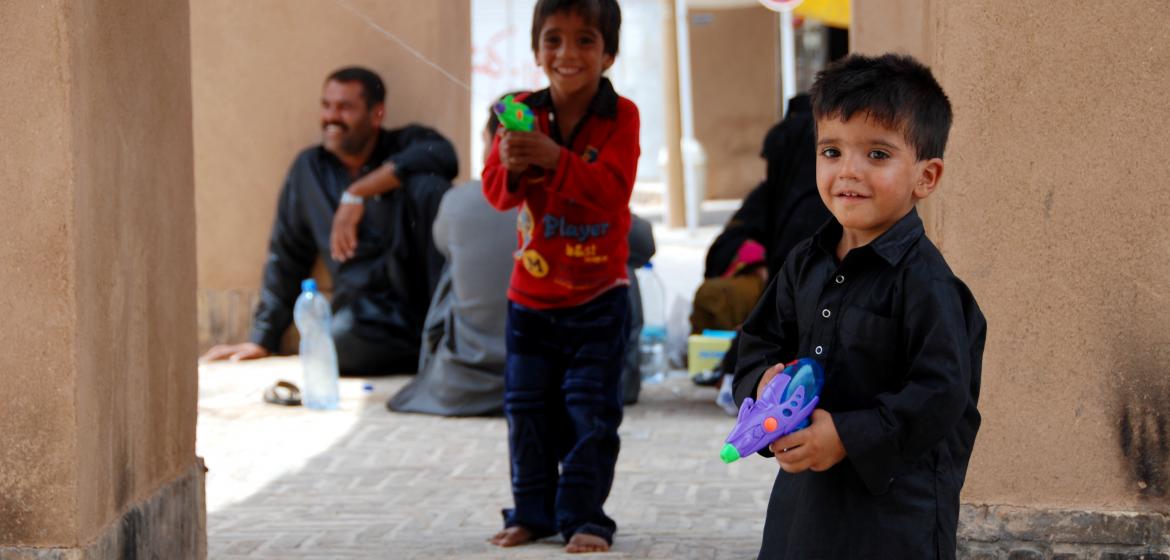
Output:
[483, 79, 641, 310]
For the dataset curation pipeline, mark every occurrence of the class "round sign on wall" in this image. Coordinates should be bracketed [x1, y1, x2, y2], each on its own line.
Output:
[758, 0, 804, 12]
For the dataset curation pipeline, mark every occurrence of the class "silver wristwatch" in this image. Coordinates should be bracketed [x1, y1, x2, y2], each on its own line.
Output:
[340, 191, 364, 205]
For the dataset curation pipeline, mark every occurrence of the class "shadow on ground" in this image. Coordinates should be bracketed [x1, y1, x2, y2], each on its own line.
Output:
[200, 364, 776, 559]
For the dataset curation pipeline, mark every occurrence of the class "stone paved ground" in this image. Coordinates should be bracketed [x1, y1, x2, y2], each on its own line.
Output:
[198, 357, 777, 559]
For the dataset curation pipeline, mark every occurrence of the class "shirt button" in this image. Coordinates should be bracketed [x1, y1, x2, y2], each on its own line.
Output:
[835, 275, 845, 284]
[822, 309, 831, 318]
[814, 345, 823, 355]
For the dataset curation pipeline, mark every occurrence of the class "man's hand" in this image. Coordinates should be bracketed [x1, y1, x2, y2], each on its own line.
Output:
[769, 409, 847, 473]
[499, 130, 561, 172]
[200, 342, 269, 363]
[330, 202, 364, 262]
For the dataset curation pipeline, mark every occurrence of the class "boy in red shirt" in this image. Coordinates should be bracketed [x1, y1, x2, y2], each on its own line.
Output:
[482, 0, 639, 554]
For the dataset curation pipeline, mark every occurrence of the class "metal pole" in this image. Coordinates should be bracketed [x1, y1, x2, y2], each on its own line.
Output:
[674, 0, 703, 233]
[674, 0, 696, 143]
[780, 9, 796, 116]
[661, 0, 687, 228]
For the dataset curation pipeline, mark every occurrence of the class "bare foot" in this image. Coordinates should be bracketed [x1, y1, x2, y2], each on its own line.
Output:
[565, 532, 609, 553]
[489, 526, 534, 547]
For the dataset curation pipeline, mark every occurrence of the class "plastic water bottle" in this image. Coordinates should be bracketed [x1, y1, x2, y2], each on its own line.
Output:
[293, 279, 339, 409]
[636, 262, 667, 383]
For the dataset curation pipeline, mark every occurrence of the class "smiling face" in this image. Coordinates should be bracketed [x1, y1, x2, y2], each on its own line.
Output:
[320, 79, 382, 157]
[535, 11, 614, 102]
[815, 113, 944, 251]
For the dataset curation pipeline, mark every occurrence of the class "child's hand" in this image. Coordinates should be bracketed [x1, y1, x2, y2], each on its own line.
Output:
[756, 362, 788, 399]
[769, 409, 846, 473]
[500, 130, 561, 171]
[498, 131, 529, 173]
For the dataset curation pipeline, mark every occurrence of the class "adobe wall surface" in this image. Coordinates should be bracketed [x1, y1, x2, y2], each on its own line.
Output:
[851, 0, 931, 65]
[853, 0, 1170, 515]
[191, 1, 472, 294]
[688, 6, 779, 201]
[68, 0, 200, 540]
[0, 0, 82, 544]
[0, 462, 206, 559]
[0, 0, 200, 548]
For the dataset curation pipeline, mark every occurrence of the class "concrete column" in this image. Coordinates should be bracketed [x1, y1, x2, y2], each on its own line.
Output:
[0, 0, 204, 556]
[854, 0, 1170, 555]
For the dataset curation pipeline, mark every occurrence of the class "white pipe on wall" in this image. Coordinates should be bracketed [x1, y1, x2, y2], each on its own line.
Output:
[674, 0, 706, 233]
[780, 9, 796, 116]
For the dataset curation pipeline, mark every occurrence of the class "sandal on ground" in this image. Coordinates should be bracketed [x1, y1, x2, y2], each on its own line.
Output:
[263, 380, 302, 406]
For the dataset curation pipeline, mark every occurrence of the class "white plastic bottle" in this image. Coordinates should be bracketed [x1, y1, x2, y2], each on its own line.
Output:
[293, 279, 339, 410]
[635, 262, 668, 383]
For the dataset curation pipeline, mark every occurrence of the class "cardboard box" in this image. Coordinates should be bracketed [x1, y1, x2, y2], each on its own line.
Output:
[687, 330, 736, 377]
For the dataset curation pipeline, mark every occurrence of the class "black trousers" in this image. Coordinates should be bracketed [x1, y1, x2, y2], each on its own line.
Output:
[331, 302, 419, 375]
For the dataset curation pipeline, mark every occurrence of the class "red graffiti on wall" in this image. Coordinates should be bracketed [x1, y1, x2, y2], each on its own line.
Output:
[473, 27, 544, 89]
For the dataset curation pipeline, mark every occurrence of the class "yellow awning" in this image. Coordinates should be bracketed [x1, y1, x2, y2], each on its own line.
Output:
[793, 0, 849, 29]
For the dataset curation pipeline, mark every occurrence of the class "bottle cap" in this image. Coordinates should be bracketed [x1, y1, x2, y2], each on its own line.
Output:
[301, 279, 317, 293]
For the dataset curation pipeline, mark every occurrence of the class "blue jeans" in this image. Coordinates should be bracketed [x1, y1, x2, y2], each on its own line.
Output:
[502, 287, 628, 544]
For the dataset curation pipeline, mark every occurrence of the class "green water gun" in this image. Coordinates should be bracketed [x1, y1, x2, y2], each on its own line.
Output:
[493, 95, 535, 132]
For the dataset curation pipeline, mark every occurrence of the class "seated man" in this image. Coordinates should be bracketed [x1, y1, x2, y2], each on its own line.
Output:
[201, 66, 457, 375]
[387, 97, 655, 416]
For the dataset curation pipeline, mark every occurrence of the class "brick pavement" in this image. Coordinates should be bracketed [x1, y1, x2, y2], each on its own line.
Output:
[198, 357, 778, 559]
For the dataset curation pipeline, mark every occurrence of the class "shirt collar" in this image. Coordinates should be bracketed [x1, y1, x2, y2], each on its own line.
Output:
[524, 77, 619, 120]
[813, 208, 925, 266]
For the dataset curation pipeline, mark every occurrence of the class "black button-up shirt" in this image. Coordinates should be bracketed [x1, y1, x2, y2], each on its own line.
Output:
[249, 125, 458, 366]
[733, 208, 986, 559]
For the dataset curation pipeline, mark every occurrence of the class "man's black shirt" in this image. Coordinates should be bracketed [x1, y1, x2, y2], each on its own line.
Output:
[249, 125, 457, 372]
[733, 208, 986, 558]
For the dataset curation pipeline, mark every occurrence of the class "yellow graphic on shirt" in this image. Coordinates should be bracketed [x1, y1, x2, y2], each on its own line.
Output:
[565, 243, 597, 258]
[522, 249, 549, 278]
[515, 204, 534, 260]
[564, 243, 610, 264]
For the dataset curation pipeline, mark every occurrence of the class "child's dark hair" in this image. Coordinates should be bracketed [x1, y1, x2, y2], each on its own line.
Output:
[325, 66, 386, 108]
[809, 53, 951, 160]
[531, 0, 622, 57]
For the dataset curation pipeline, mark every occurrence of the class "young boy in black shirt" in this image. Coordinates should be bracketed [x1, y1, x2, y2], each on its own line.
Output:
[733, 53, 987, 559]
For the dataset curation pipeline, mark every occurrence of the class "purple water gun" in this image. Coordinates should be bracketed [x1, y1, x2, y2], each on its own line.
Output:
[720, 358, 824, 464]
